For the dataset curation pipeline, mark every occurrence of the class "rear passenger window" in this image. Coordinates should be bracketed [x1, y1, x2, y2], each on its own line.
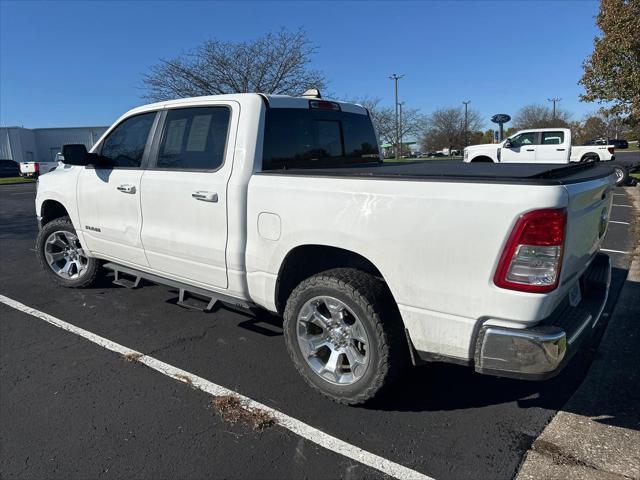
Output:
[156, 107, 230, 170]
[100, 112, 156, 168]
[262, 108, 380, 170]
[541, 131, 564, 145]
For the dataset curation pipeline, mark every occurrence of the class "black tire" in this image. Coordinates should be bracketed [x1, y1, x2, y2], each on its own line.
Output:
[36, 216, 100, 288]
[613, 165, 628, 186]
[581, 154, 599, 163]
[470, 156, 493, 163]
[283, 268, 409, 405]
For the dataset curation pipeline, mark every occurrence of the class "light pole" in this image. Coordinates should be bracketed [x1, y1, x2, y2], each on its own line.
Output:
[389, 74, 404, 160]
[462, 100, 471, 147]
[548, 97, 561, 120]
[398, 101, 405, 157]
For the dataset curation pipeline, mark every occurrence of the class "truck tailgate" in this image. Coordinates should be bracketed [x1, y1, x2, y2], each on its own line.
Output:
[562, 172, 614, 287]
[20, 162, 36, 174]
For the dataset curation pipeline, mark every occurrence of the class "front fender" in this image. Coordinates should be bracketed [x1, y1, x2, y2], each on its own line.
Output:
[36, 166, 84, 241]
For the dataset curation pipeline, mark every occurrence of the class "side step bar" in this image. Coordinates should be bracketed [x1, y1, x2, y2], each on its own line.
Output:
[103, 262, 254, 312]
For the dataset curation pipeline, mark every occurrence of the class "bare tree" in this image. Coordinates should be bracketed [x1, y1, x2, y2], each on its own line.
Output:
[513, 104, 572, 129]
[143, 29, 327, 101]
[420, 107, 483, 152]
[348, 97, 426, 147]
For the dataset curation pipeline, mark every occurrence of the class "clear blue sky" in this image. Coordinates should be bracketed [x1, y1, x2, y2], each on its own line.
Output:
[1, 0, 601, 129]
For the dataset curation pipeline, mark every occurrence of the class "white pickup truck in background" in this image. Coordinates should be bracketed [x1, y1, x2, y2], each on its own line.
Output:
[463, 128, 615, 164]
[462, 128, 628, 182]
[34, 94, 614, 405]
[19, 153, 63, 178]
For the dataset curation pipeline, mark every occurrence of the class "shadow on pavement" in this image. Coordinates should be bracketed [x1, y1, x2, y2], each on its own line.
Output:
[560, 277, 640, 432]
[367, 266, 632, 420]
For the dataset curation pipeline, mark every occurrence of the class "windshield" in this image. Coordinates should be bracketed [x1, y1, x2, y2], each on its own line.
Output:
[262, 107, 380, 170]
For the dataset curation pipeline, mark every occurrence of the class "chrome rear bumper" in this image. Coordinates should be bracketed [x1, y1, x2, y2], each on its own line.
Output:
[474, 253, 611, 380]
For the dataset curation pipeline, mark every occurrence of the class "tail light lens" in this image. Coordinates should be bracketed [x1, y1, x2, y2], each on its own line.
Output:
[608, 147, 615, 154]
[309, 100, 341, 111]
[34, 162, 39, 173]
[494, 209, 567, 293]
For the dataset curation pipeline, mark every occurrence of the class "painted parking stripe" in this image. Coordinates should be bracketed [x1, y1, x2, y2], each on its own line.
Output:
[612, 193, 626, 196]
[0, 294, 434, 480]
[612, 204, 632, 208]
[600, 248, 630, 254]
[609, 221, 630, 225]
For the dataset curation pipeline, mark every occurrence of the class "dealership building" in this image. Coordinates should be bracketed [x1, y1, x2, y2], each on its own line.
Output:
[0, 126, 108, 163]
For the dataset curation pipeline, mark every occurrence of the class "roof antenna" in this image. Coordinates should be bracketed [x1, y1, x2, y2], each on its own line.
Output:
[301, 88, 322, 99]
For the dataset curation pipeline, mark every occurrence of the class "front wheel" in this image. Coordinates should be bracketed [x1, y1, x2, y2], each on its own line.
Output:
[283, 268, 409, 405]
[36, 216, 100, 288]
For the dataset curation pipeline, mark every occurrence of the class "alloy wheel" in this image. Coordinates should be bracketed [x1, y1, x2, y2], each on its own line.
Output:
[44, 231, 88, 279]
[296, 296, 370, 385]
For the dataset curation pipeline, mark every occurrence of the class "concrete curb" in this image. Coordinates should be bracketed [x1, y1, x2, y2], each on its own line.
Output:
[516, 187, 640, 480]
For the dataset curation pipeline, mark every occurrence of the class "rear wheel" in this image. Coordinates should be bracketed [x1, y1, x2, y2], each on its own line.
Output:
[581, 153, 599, 163]
[36, 216, 100, 288]
[283, 268, 409, 405]
[470, 156, 493, 163]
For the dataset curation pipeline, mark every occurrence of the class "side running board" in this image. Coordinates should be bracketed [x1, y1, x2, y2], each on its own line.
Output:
[103, 262, 253, 313]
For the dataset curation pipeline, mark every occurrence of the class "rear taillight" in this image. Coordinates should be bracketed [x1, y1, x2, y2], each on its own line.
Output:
[34, 162, 39, 173]
[608, 147, 615, 154]
[494, 209, 567, 293]
[309, 100, 341, 111]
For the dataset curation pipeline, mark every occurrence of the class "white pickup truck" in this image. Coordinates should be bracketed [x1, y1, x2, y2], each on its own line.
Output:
[20, 158, 60, 178]
[35, 94, 614, 404]
[463, 128, 625, 182]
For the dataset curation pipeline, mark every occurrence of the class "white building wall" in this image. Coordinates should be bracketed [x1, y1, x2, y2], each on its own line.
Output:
[34, 127, 108, 162]
[0, 127, 37, 162]
[0, 126, 107, 163]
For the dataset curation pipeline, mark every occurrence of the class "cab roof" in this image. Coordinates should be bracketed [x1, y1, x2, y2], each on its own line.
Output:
[125, 93, 368, 117]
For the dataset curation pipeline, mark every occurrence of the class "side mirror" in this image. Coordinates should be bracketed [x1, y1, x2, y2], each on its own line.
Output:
[504, 140, 513, 149]
[61, 144, 90, 166]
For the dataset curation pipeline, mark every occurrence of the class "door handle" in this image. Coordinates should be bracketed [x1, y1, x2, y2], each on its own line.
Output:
[526, 148, 535, 152]
[117, 184, 136, 194]
[556, 148, 566, 151]
[192, 191, 218, 203]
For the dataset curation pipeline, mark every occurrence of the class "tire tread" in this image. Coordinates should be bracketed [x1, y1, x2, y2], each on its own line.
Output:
[36, 216, 100, 288]
[283, 268, 408, 405]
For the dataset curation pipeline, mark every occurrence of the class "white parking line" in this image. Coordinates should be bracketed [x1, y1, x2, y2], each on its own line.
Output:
[0, 294, 434, 480]
[612, 193, 626, 196]
[600, 248, 630, 254]
[612, 204, 632, 208]
[609, 221, 631, 225]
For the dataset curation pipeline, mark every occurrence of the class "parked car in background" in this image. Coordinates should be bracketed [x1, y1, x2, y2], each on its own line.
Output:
[0, 159, 20, 177]
[584, 138, 608, 146]
[35, 93, 615, 405]
[608, 139, 628, 149]
[584, 138, 628, 149]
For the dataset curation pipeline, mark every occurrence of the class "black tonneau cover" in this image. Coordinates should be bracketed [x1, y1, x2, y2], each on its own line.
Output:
[259, 160, 616, 185]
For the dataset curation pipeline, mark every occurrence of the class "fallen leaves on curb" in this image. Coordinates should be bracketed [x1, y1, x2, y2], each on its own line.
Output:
[211, 395, 276, 431]
[122, 352, 143, 363]
[174, 373, 193, 385]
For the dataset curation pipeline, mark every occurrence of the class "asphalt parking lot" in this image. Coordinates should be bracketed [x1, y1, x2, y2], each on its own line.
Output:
[0, 177, 637, 480]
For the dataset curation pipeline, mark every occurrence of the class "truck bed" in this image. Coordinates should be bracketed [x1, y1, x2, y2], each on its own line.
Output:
[261, 160, 615, 186]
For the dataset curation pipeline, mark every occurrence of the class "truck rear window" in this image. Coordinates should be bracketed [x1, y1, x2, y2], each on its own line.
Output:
[262, 108, 380, 170]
